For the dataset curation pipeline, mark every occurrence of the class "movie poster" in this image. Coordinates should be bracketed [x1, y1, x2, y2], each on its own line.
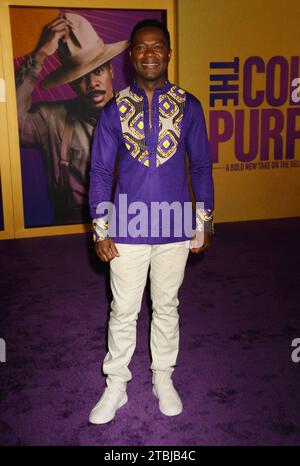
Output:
[11, 7, 166, 228]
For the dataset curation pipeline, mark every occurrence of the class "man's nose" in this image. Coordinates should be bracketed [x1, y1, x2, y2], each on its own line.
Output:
[86, 73, 100, 90]
[144, 47, 155, 58]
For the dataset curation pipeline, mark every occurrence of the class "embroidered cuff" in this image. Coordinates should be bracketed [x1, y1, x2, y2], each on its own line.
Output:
[92, 217, 109, 242]
[196, 208, 214, 235]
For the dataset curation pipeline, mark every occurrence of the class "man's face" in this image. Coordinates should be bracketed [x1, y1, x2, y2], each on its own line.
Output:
[129, 27, 171, 83]
[72, 63, 114, 112]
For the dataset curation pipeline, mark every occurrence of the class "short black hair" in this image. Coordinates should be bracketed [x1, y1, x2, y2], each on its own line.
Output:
[130, 19, 171, 50]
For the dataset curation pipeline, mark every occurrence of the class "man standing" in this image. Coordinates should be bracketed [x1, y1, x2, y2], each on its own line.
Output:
[89, 19, 214, 424]
[16, 13, 127, 224]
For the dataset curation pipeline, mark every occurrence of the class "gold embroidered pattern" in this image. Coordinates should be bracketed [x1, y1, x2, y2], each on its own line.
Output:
[116, 87, 149, 167]
[116, 85, 186, 168]
[157, 86, 186, 167]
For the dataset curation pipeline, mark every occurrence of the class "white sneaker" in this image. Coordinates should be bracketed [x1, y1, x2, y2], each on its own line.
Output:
[153, 380, 183, 416]
[89, 386, 128, 424]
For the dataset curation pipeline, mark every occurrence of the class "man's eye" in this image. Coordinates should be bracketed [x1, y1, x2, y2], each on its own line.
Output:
[134, 45, 145, 52]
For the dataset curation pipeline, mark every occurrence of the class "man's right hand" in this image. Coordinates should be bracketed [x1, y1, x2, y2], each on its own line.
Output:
[95, 238, 120, 262]
[33, 16, 74, 63]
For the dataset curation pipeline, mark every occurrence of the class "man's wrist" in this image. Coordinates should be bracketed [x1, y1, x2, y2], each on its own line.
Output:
[92, 217, 109, 242]
[204, 219, 214, 235]
[196, 207, 214, 235]
[32, 49, 49, 65]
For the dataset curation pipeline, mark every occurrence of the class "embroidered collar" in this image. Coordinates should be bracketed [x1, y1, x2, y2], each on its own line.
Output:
[130, 80, 172, 96]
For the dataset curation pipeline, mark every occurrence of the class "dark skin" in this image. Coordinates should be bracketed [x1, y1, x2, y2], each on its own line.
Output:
[71, 63, 114, 117]
[96, 26, 211, 262]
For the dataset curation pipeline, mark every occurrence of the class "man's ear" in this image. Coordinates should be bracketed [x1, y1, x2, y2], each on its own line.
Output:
[168, 49, 172, 62]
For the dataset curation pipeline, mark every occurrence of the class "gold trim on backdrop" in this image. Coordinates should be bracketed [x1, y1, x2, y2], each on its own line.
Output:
[0, 3, 15, 239]
[16, 222, 92, 239]
[0, 0, 177, 239]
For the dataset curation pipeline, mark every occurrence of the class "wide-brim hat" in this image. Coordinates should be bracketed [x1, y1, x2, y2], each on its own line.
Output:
[42, 13, 128, 89]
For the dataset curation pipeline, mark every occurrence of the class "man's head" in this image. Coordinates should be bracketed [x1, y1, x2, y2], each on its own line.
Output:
[42, 13, 127, 99]
[129, 19, 171, 84]
[71, 61, 114, 112]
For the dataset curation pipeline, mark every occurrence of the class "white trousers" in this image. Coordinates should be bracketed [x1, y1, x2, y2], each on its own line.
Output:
[103, 241, 190, 387]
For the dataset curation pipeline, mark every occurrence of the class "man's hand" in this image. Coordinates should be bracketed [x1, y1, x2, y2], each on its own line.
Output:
[189, 231, 212, 254]
[95, 238, 120, 262]
[33, 16, 74, 63]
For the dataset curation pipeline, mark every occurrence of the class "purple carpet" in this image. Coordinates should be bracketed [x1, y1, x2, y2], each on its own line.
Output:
[1, 218, 300, 446]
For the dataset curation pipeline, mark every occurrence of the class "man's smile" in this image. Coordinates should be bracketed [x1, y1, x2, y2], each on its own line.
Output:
[141, 63, 159, 67]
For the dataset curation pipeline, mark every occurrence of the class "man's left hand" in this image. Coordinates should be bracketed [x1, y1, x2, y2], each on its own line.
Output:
[189, 231, 212, 254]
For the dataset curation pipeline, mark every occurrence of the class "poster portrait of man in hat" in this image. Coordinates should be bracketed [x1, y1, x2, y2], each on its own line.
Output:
[15, 12, 128, 226]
